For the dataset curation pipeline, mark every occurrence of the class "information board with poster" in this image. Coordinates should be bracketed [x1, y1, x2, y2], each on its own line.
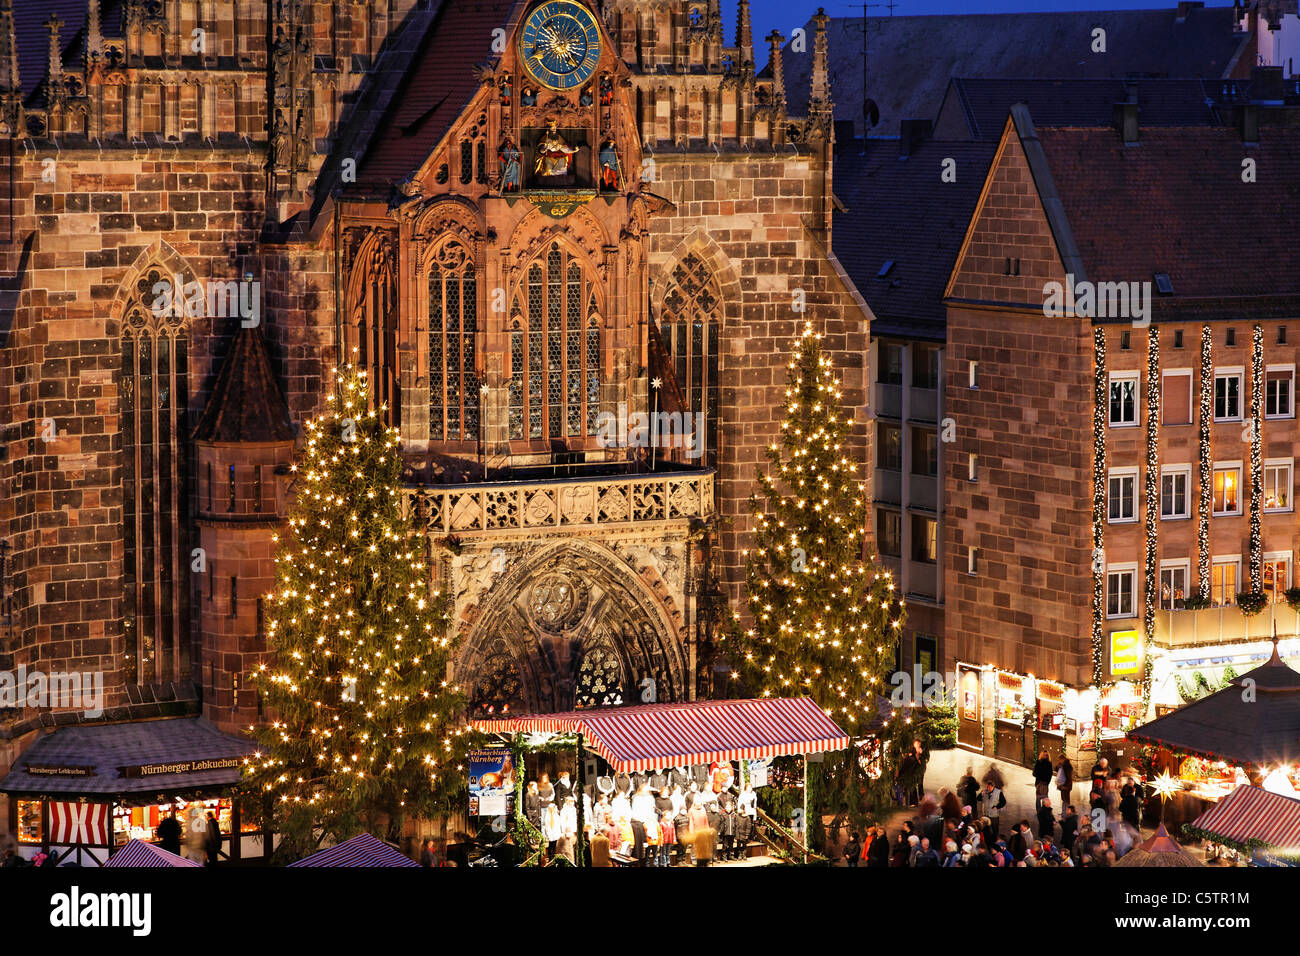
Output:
[747, 758, 771, 788]
[468, 748, 515, 818]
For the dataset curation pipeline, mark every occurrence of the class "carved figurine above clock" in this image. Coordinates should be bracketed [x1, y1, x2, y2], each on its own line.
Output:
[519, 0, 602, 91]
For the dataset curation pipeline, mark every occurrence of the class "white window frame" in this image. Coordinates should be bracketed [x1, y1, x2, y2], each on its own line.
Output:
[1212, 461, 1243, 516]
[1265, 364, 1295, 420]
[1210, 555, 1241, 607]
[1264, 551, 1292, 603]
[1161, 368, 1193, 426]
[1108, 371, 1140, 427]
[1105, 562, 1138, 620]
[1213, 367, 1244, 422]
[1264, 458, 1293, 513]
[1108, 467, 1138, 523]
[1159, 464, 1191, 520]
[1158, 559, 1191, 610]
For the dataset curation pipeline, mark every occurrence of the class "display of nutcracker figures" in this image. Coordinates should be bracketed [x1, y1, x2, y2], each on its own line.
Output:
[598, 136, 621, 192]
[499, 137, 522, 192]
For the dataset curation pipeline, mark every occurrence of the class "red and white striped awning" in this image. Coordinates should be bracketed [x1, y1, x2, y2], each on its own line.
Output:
[1191, 785, 1300, 850]
[470, 697, 850, 773]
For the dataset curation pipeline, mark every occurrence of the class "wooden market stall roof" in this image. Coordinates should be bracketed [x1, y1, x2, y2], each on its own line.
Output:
[470, 697, 851, 773]
[1190, 785, 1300, 851]
[1127, 642, 1300, 768]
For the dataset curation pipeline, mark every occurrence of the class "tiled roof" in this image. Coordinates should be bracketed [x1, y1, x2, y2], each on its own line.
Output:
[353, 0, 520, 189]
[778, 6, 1248, 137]
[1035, 124, 1300, 299]
[941, 77, 1227, 141]
[831, 137, 997, 339]
[0, 717, 254, 795]
[192, 325, 295, 444]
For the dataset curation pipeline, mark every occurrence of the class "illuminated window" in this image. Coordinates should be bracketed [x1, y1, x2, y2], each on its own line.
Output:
[16, 800, 42, 844]
[1159, 562, 1188, 610]
[428, 241, 479, 441]
[1213, 464, 1242, 515]
[1264, 554, 1292, 604]
[1211, 558, 1239, 607]
[1264, 460, 1292, 512]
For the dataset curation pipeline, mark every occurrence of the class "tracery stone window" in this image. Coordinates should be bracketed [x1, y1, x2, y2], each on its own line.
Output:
[120, 268, 191, 686]
[575, 639, 624, 709]
[428, 241, 479, 441]
[658, 252, 721, 466]
[508, 244, 601, 442]
[471, 640, 525, 716]
[347, 231, 400, 426]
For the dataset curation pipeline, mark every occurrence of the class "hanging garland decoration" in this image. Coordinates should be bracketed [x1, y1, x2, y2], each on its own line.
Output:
[1196, 325, 1213, 599]
[1091, 328, 1108, 686]
[1249, 324, 1264, 592]
[1142, 327, 1160, 710]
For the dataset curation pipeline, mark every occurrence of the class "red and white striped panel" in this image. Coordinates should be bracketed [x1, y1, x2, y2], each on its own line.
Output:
[471, 697, 851, 772]
[48, 801, 111, 845]
[1192, 785, 1300, 849]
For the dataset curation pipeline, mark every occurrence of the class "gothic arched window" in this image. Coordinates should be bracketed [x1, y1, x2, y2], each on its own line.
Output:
[428, 241, 479, 441]
[575, 640, 624, 709]
[471, 640, 525, 716]
[347, 231, 399, 426]
[508, 244, 601, 442]
[121, 268, 191, 686]
[659, 252, 721, 466]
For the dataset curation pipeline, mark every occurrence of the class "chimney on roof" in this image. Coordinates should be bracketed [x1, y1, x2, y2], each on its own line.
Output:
[1238, 103, 1260, 143]
[1113, 101, 1139, 144]
[1175, 1, 1203, 22]
[1251, 65, 1286, 105]
[898, 118, 931, 157]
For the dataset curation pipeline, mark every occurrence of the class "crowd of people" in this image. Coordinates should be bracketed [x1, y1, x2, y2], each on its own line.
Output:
[844, 750, 1150, 867]
[521, 765, 760, 866]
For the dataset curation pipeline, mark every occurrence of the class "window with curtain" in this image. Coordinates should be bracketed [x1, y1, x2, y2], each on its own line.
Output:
[428, 241, 479, 441]
[508, 244, 601, 442]
[658, 252, 721, 466]
[121, 268, 191, 686]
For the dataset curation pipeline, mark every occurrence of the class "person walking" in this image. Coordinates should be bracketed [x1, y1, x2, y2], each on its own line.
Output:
[958, 766, 979, 812]
[1032, 749, 1053, 805]
[156, 810, 182, 857]
[204, 811, 222, 866]
[1055, 753, 1074, 811]
[1036, 798, 1056, 842]
[1059, 804, 1079, 852]
[1119, 781, 1141, 830]
[980, 781, 1005, 838]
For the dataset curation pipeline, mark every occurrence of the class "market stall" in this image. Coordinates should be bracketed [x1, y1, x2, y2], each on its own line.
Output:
[286, 832, 420, 868]
[0, 717, 261, 866]
[470, 696, 851, 866]
[1186, 783, 1300, 864]
[993, 671, 1033, 764]
[103, 839, 201, 868]
[1128, 638, 1300, 826]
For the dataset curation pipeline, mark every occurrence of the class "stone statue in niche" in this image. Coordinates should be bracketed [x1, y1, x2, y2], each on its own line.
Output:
[499, 74, 512, 107]
[533, 120, 580, 179]
[270, 109, 291, 166]
[521, 86, 537, 106]
[498, 137, 522, 192]
[599, 75, 614, 106]
[579, 85, 594, 107]
[598, 136, 621, 191]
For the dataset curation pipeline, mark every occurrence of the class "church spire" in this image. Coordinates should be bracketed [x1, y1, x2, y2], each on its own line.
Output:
[45, 13, 64, 87]
[86, 0, 103, 60]
[766, 30, 785, 106]
[809, 7, 832, 117]
[736, 0, 754, 72]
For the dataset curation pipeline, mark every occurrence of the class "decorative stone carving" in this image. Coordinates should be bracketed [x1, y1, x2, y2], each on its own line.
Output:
[527, 572, 588, 632]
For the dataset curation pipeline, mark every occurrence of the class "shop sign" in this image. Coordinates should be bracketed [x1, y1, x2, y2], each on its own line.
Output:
[1110, 631, 1141, 676]
[468, 748, 515, 818]
[118, 757, 243, 778]
[25, 764, 94, 777]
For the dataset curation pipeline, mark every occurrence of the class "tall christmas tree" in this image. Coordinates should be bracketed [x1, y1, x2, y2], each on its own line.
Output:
[726, 323, 905, 844]
[242, 366, 467, 855]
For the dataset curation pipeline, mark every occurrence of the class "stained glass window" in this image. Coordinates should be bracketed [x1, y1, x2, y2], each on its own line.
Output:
[472, 641, 526, 716]
[428, 242, 478, 442]
[513, 244, 601, 444]
[575, 642, 624, 709]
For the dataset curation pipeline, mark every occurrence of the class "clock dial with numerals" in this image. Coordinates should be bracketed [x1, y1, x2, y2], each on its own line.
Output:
[519, 1, 602, 91]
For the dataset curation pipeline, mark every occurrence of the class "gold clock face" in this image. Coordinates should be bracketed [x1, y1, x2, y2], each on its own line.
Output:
[519, 1, 602, 91]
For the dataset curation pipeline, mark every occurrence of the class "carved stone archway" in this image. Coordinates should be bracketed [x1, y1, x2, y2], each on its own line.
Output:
[457, 540, 685, 715]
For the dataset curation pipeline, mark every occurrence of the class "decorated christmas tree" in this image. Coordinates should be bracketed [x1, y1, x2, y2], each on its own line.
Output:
[726, 322, 906, 845]
[730, 322, 903, 727]
[241, 366, 467, 856]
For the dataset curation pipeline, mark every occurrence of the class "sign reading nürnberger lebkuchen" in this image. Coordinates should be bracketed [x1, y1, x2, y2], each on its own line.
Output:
[118, 757, 244, 778]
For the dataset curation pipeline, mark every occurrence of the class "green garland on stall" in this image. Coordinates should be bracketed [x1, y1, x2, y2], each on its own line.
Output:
[1179, 824, 1268, 855]
[511, 735, 546, 867]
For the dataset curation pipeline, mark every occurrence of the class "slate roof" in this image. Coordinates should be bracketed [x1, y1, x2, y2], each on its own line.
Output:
[0, 717, 255, 796]
[192, 324, 295, 444]
[777, 6, 1249, 137]
[938, 76, 1231, 141]
[353, 0, 521, 189]
[1127, 647, 1300, 767]
[1034, 124, 1300, 300]
[831, 136, 997, 339]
